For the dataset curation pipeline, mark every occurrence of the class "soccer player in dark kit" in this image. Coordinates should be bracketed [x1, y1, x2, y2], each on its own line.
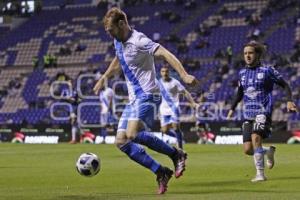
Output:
[227, 41, 298, 182]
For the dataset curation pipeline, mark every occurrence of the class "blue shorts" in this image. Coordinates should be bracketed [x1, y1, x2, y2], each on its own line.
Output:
[160, 114, 179, 127]
[117, 95, 161, 132]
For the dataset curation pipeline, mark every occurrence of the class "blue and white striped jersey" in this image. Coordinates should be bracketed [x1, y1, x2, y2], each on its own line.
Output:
[238, 65, 283, 119]
[99, 87, 114, 114]
[159, 77, 185, 116]
[114, 29, 160, 103]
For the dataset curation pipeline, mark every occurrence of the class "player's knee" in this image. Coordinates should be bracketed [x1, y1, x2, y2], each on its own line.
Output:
[244, 148, 253, 155]
[115, 140, 126, 149]
[172, 124, 179, 131]
[126, 121, 142, 140]
[126, 131, 138, 141]
[115, 132, 127, 149]
[251, 133, 263, 148]
[243, 141, 253, 155]
[161, 126, 168, 134]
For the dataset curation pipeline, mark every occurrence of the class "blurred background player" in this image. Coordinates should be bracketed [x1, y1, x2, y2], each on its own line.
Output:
[196, 120, 215, 144]
[68, 88, 82, 144]
[99, 82, 115, 144]
[227, 41, 298, 182]
[159, 66, 197, 149]
[93, 7, 197, 194]
[58, 79, 81, 144]
[69, 112, 78, 144]
[194, 92, 215, 144]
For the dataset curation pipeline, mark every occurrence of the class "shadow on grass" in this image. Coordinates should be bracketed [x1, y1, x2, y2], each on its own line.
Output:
[171, 188, 294, 195]
[58, 193, 155, 200]
[0, 166, 37, 169]
[271, 176, 300, 181]
[58, 195, 103, 200]
[170, 190, 295, 195]
[170, 179, 300, 195]
[58, 177, 300, 198]
[185, 176, 300, 187]
[184, 179, 245, 187]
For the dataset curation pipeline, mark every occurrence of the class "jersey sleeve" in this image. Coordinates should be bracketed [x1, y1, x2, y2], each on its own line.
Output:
[267, 66, 283, 84]
[237, 70, 244, 89]
[136, 34, 160, 55]
[174, 79, 185, 92]
[108, 88, 114, 99]
[113, 39, 118, 57]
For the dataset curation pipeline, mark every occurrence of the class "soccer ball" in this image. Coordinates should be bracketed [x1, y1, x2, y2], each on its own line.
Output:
[76, 153, 100, 177]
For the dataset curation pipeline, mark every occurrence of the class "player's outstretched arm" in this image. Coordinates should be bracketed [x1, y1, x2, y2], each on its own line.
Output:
[93, 57, 120, 95]
[227, 84, 243, 119]
[154, 46, 198, 86]
[287, 101, 298, 112]
[184, 89, 197, 108]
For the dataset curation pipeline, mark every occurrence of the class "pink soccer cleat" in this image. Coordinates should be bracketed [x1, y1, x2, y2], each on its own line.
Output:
[172, 149, 187, 178]
[156, 167, 173, 194]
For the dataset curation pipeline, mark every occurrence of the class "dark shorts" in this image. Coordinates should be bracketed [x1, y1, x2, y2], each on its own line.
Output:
[242, 115, 272, 143]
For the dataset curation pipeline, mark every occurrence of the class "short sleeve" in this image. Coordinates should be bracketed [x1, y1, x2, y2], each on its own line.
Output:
[136, 34, 160, 55]
[113, 39, 118, 57]
[174, 79, 185, 92]
[107, 88, 114, 99]
[238, 70, 245, 89]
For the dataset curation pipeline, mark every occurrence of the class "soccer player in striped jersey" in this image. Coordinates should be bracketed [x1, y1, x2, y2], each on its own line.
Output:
[159, 66, 197, 149]
[99, 84, 115, 144]
[64, 83, 81, 144]
[227, 41, 298, 182]
[93, 7, 197, 194]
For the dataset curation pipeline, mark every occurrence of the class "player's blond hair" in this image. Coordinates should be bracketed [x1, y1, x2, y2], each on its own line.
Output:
[103, 7, 128, 29]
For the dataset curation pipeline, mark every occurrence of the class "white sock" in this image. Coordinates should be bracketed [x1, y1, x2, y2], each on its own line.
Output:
[262, 146, 270, 155]
[254, 147, 265, 176]
[72, 126, 77, 141]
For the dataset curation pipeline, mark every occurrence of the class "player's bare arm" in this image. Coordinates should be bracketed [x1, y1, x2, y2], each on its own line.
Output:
[154, 46, 198, 86]
[287, 101, 298, 112]
[184, 89, 197, 108]
[93, 56, 120, 94]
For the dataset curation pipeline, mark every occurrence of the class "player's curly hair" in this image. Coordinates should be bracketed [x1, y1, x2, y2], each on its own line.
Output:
[103, 7, 128, 29]
[244, 41, 266, 59]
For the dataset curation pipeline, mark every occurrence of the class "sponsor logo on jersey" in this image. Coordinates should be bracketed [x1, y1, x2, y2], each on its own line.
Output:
[245, 86, 261, 99]
[257, 73, 264, 79]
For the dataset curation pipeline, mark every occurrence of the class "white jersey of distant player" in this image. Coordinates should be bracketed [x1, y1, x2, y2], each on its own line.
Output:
[159, 77, 185, 116]
[99, 87, 114, 114]
[114, 29, 160, 103]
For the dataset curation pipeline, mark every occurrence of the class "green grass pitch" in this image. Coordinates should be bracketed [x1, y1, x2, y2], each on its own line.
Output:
[0, 144, 299, 200]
